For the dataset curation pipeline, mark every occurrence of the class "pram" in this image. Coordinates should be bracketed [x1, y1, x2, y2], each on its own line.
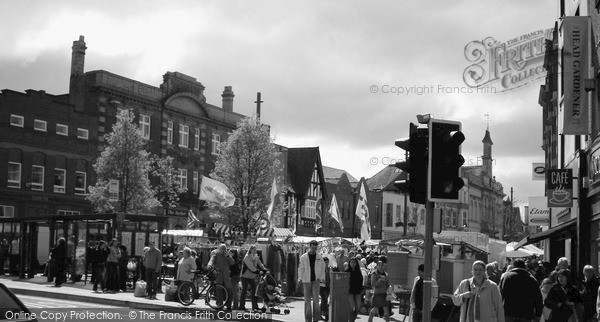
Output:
[256, 271, 290, 314]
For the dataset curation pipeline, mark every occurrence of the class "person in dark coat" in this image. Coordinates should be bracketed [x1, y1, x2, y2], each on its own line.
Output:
[267, 240, 284, 283]
[93, 241, 109, 292]
[51, 237, 68, 287]
[118, 244, 129, 292]
[86, 241, 98, 284]
[499, 258, 543, 321]
[580, 265, 599, 321]
[0, 239, 9, 275]
[544, 269, 580, 322]
[346, 257, 363, 322]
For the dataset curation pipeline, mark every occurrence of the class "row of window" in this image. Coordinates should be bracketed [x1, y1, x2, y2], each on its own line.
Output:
[10, 114, 89, 139]
[141, 115, 221, 155]
[101, 169, 199, 202]
[6, 160, 206, 200]
[7, 162, 86, 194]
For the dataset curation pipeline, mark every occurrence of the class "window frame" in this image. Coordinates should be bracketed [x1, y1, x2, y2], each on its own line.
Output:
[56, 124, 69, 136]
[179, 169, 188, 190]
[34, 119, 47, 132]
[31, 165, 45, 191]
[194, 128, 200, 150]
[75, 171, 87, 195]
[0, 205, 15, 218]
[53, 168, 66, 193]
[139, 114, 151, 140]
[212, 133, 221, 156]
[77, 128, 89, 140]
[7, 162, 21, 188]
[179, 124, 189, 148]
[167, 121, 173, 145]
[193, 171, 199, 195]
[10, 114, 24, 127]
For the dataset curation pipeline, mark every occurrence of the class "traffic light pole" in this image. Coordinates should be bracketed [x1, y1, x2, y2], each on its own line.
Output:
[423, 200, 434, 322]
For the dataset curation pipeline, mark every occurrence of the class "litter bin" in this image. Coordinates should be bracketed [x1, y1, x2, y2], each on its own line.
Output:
[329, 271, 350, 322]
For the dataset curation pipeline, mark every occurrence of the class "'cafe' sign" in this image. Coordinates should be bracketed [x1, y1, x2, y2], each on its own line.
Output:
[546, 169, 573, 208]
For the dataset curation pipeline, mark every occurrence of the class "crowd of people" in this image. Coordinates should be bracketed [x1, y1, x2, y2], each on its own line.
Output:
[447, 256, 600, 322]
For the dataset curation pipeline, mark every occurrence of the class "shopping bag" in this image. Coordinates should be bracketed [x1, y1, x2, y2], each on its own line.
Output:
[134, 281, 146, 297]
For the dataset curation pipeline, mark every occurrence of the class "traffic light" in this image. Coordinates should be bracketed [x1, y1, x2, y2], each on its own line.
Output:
[394, 122, 429, 204]
[428, 119, 465, 202]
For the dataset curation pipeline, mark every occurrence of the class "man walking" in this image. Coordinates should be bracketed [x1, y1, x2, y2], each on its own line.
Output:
[143, 242, 162, 300]
[298, 240, 326, 322]
[499, 258, 543, 322]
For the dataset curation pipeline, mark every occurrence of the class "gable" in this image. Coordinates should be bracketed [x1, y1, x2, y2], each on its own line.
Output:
[164, 93, 208, 117]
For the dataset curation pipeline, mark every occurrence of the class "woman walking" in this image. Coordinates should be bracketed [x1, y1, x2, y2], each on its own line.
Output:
[51, 237, 68, 287]
[452, 260, 504, 322]
[346, 257, 363, 321]
[240, 245, 267, 312]
[544, 269, 580, 322]
[367, 255, 390, 322]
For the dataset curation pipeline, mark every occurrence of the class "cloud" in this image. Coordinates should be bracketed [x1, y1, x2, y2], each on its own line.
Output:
[0, 0, 556, 204]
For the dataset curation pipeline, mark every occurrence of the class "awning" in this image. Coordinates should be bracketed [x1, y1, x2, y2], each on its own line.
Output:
[460, 242, 489, 255]
[514, 217, 577, 249]
[256, 227, 295, 237]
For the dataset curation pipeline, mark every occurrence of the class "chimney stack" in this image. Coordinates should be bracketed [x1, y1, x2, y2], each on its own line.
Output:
[70, 35, 86, 76]
[221, 86, 234, 112]
[69, 35, 87, 111]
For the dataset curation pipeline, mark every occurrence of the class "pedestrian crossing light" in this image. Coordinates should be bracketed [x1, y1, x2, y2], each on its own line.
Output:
[428, 119, 465, 203]
[394, 122, 429, 204]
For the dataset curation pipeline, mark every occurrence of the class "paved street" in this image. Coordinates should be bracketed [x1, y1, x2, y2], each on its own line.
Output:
[2, 275, 408, 321]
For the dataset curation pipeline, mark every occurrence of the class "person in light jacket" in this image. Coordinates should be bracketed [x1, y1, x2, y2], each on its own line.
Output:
[177, 247, 197, 283]
[452, 260, 505, 322]
[298, 240, 326, 322]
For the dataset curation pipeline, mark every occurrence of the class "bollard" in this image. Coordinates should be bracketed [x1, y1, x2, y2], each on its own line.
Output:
[329, 271, 350, 322]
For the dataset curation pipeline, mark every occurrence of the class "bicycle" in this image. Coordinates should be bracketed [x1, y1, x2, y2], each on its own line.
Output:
[176, 267, 229, 309]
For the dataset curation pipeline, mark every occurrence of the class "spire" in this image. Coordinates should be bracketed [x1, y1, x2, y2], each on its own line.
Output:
[482, 128, 493, 145]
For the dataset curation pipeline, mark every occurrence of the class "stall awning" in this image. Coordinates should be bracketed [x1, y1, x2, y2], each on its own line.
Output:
[460, 242, 489, 255]
[515, 217, 577, 249]
[257, 227, 295, 237]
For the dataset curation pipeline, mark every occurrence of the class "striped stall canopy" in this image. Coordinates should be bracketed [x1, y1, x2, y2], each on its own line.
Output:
[256, 227, 295, 237]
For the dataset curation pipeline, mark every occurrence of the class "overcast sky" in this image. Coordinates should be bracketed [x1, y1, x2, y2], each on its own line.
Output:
[0, 1, 557, 207]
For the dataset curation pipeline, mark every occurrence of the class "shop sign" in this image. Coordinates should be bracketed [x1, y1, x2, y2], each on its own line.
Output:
[532, 163, 545, 181]
[527, 197, 550, 226]
[546, 169, 573, 207]
[561, 16, 590, 135]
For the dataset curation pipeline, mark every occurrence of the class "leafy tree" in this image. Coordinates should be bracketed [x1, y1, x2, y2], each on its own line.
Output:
[87, 108, 159, 214]
[210, 117, 280, 238]
[149, 155, 186, 216]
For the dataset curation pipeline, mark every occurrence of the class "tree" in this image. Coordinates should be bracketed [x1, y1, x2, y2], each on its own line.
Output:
[210, 117, 280, 238]
[149, 155, 186, 216]
[87, 108, 159, 214]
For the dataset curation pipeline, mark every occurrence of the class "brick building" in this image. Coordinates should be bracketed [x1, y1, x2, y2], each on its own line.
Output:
[0, 36, 247, 265]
